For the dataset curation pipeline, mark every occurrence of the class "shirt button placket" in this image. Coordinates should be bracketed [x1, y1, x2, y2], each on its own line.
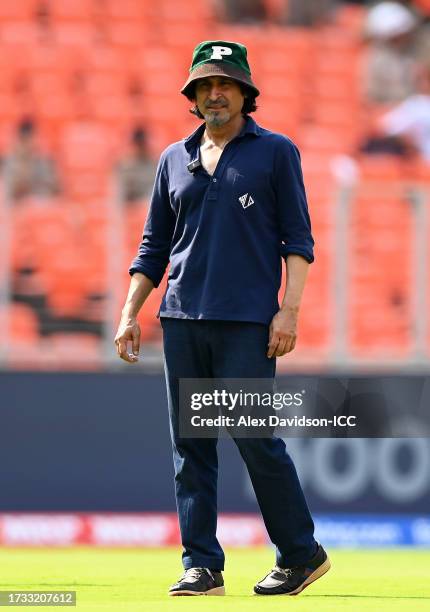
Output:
[207, 176, 218, 200]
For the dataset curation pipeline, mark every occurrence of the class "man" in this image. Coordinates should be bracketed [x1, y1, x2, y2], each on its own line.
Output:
[3, 117, 61, 202]
[114, 40, 330, 597]
[115, 126, 158, 204]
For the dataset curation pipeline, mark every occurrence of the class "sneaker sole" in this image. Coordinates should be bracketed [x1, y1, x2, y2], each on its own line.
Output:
[288, 557, 331, 596]
[255, 557, 331, 596]
[169, 586, 225, 597]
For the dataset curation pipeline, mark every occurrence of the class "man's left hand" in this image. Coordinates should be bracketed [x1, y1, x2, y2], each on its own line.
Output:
[267, 307, 298, 358]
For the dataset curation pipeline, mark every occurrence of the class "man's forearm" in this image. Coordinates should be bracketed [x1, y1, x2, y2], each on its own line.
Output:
[121, 273, 155, 319]
[280, 254, 309, 313]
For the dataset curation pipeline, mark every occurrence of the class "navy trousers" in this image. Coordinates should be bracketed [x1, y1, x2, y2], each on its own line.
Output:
[161, 318, 317, 571]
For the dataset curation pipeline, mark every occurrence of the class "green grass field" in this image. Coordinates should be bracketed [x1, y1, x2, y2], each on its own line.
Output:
[0, 547, 429, 611]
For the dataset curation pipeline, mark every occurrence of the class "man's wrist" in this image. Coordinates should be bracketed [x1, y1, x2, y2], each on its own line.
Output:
[121, 309, 138, 322]
[280, 303, 300, 315]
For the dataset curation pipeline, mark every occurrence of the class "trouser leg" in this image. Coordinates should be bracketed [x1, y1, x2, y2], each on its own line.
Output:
[161, 318, 224, 571]
[234, 436, 317, 567]
[210, 320, 317, 567]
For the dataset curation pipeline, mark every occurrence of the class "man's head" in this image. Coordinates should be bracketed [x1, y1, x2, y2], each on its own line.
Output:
[192, 75, 256, 128]
[131, 125, 148, 156]
[17, 117, 35, 140]
[15, 117, 36, 154]
[181, 41, 259, 122]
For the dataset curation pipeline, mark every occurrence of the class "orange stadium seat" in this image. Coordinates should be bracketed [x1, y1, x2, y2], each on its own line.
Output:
[60, 121, 117, 169]
[23, 42, 81, 71]
[358, 156, 406, 181]
[45, 333, 102, 369]
[0, 94, 21, 122]
[257, 97, 301, 137]
[29, 70, 78, 123]
[0, 303, 40, 345]
[299, 124, 354, 154]
[335, 3, 366, 33]
[0, 1, 38, 20]
[109, 20, 147, 47]
[10, 200, 74, 266]
[0, 22, 45, 45]
[314, 50, 361, 80]
[125, 204, 149, 236]
[42, 255, 93, 316]
[50, 0, 100, 21]
[312, 101, 360, 129]
[348, 187, 414, 355]
[313, 74, 360, 104]
[105, 0, 146, 19]
[162, 0, 214, 20]
[52, 22, 95, 46]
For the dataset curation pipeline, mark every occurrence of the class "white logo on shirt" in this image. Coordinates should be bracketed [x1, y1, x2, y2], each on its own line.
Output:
[239, 193, 254, 209]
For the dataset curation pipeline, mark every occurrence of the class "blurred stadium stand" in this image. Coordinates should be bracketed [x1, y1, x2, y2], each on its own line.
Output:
[0, 0, 429, 371]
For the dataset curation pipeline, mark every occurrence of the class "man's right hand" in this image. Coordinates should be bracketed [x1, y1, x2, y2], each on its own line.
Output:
[114, 317, 141, 363]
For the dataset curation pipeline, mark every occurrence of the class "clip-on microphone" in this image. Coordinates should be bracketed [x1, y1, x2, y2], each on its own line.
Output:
[187, 153, 202, 173]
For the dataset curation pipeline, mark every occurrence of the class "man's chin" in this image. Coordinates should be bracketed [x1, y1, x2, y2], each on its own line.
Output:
[204, 111, 231, 127]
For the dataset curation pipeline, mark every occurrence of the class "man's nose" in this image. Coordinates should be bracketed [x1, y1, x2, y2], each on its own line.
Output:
[208, 86, 223, 99]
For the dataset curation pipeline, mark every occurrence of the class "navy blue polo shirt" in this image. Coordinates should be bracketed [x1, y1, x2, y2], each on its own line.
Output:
[129, 116, 314, 325]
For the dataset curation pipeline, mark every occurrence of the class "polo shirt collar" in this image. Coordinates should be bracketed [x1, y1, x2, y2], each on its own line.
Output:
[184, 116, 262, 152]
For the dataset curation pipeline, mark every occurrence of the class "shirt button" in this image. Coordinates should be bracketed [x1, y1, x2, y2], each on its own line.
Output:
[212, 178, 217, 182]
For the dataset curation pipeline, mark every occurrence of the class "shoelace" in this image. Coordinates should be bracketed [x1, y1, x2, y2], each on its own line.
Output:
[180, 567, 208, 581]
[269, 565, 294, 578]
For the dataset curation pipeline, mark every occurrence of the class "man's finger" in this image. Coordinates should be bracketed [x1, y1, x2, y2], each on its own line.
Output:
[275, 338, 288, 357]
[132, 331, 140, 356]
[267, 335, 280, 358]
[267, 323, 273, 348]
[121, 351, 137, 363]
[288, 336, 297, 353]
[116, 339, 123, 357]
[118, 339, 133, 362]
[283, 335, 296, 355]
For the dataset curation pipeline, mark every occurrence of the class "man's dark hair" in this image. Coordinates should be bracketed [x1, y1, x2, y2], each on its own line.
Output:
[186, 83, 258, 119]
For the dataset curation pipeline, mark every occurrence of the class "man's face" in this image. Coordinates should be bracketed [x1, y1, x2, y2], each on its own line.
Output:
[193, 76, 245, 128]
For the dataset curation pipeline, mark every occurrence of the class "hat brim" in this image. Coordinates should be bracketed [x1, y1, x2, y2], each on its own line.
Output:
[181, 61, 260, 98]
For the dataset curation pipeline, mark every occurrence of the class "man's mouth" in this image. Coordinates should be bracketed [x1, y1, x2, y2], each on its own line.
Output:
[206, 104, 227, 110]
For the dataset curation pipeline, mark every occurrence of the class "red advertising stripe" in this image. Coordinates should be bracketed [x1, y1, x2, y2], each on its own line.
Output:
[0, 513, 267, 547]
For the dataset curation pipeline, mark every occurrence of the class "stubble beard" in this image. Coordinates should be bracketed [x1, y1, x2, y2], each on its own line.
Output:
[204, 110, 231, 128]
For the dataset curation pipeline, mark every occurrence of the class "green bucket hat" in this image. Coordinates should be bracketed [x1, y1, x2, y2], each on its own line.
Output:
[181, 40, 260, 99]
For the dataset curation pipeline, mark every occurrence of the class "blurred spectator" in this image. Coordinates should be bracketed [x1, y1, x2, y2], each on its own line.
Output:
[34, 2, 52, 32]
[364, 1, 419, 103]
[116, 126, 157, 204]
[217, 0, 267, 23]
[3, 118, 60, 201]
[379, 64, 430, 160]
[360, 64, 430, 160]
[91, 0, 110, 44]
[281, 0, 338, 26]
